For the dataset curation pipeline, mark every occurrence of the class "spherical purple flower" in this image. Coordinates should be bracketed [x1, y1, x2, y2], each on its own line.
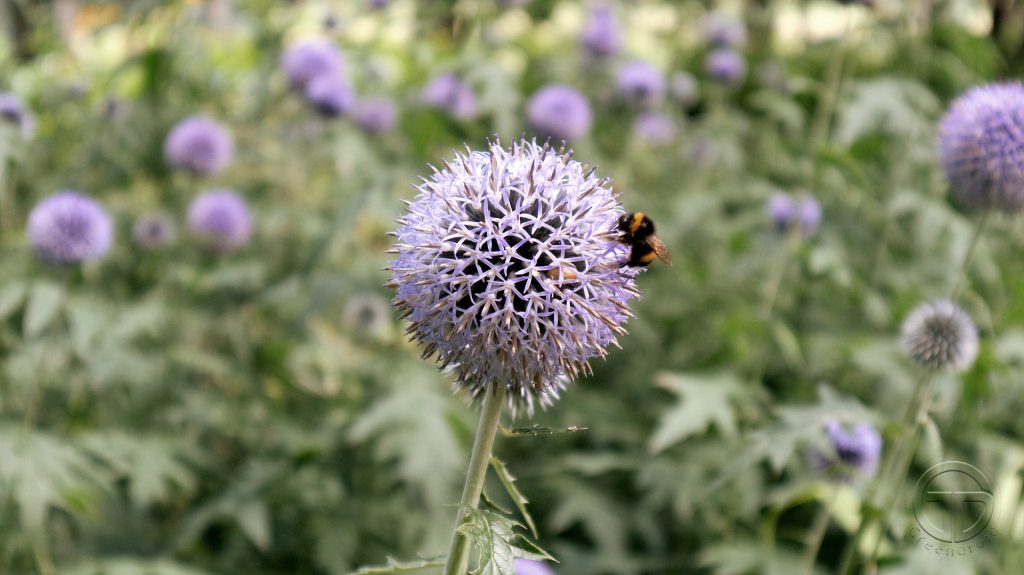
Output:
[389, 139, 640, 414]
[281, 40, 344, 91]
[355, 97, 398, 135]
[0, 92, 35, 138]
[669, 72, 699, 107]
[187, 190, 252, 253]
[527, 85, 592, 142]
[938, 83, 1024, 213]
[632, 112, 677, 147]
[27, 191, 113, 265]
[421, 73, 478, 120]
[812, 421, 882, 482]
[799, 197, 822, 236]
[768, 193, 798, 232]
[515, 559, 555, 575]
[581, 5, 621, 58]
[304, 75, 355, 118]
[703, 11, 746, 48]
[616, 61, 666, 107]
[132, 213, 176, 250]
[901, 300, 979, 372]
[164, 116, 234, 176]
[706, 49, 746, 86]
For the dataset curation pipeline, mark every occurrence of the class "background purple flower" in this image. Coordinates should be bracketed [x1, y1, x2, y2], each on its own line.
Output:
[420, 73, 478, 120]
[669, 71, 699, 107]
[768, 193, 820, 236]
[164, 116, 234, 176]
[355, 97, 398, 135]
[187, 190, 252, 253]
[800, 197, 822, 236]
[632, 112, 677, 146]
[281, 40, 344, 90]
[581, 5, 621, 58]
[28, 191, 113, 265]
[527, 85, 592, 142]
[705, 49, 746, 86]
[616, 61, 666, 107]
[388, 139, 639, 414]
[938, 82, 1024, 213]
[703, 11, 746, 48]
[304, 75, 355, 118]
[0, 92, 35, 138]
[811, 421, 882, 482]
[132, 213, 177, 250]
[515, 558, 555, 575]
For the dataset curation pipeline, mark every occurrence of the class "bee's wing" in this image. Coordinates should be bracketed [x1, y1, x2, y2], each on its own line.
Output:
[646, 235, 672, 265]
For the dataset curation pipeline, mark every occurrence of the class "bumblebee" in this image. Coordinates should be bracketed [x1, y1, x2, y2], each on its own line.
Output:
[616, 212, 672, 267]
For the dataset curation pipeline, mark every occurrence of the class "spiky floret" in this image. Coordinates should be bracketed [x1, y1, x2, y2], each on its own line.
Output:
[939, 82, 1024, 213]
[811, 421, 882, 483]
[389, 139, 640, 414]
[901, 300, 979, 372]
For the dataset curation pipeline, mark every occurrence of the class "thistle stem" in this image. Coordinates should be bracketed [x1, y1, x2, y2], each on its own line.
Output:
[802, 487, 838, 575]
[950, 210, 990, 301]
[443, 383, 507, 575]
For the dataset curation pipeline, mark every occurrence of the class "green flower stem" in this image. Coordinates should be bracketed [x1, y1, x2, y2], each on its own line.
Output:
[443, 383, 507, 575]
[802, 487, 839, 575]
[950, 210, 990, 301]
[809, 12, 854, 157]
[838, 371, 931, 575]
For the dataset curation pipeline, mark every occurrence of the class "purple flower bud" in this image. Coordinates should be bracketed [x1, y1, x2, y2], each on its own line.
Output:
[389, 139, 640, 414]
[669, 71, 699, 107]
[812, 421, 882, 482]
[705, 49, 746, 86]
[355, 97, 398, 135]
[938, 82, 1024, 213]
[28, 191, 113, 265]
[420, 73, 478, 120]
[304, 75, 355, 118]
[132, 213, 177, 250]
[0, 92, 36, 138]
[632, 112, 677, 146]
[164, 116, 234, 176]
[703, 11, 746, 48]
[616, 61, 666, 107]
[187, 190, 252, 253]
[799, 197, 822, 236]
[768, 193, 798, 232]
[515, 559, 555, 575]
[281, 40, 344, 91]
[581, 5, 621, 58]
[527, 85, 592, 142]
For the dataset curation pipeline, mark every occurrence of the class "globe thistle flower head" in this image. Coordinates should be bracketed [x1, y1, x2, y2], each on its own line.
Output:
[901, 300, 979, 372]
[421, 73, 478, 120]
[632, 112, 677, 147]
[304, 75, 355, 118]
[581, 5, 621, 58]
[812, 421, 882, 482]
[703, 11, 747, 48]
[938, 82, 1024, 213]
[132, 213, 177, 250]
[28, 191, 113, 265]
[515, 559, 555, 575]
[527, 85, 592, 142]
[706, 49, 746, 86]
[616, 61, 666, 107]
[355, 97, 398, 135]
[281, 40, 344, 91]
[389, 139, 640, 414]
[187, 190, 252, 253]
[0, 92, 35, 138]
[669, 72, 699, 107]
[164, 116, 234, 176]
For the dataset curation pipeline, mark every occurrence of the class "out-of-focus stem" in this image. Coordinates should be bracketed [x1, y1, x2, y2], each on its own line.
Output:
[443, 383, 507, 575]
[950, 210, 990, 301]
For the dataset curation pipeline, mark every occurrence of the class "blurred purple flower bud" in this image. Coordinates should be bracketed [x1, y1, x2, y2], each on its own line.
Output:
[669, 71, 699, 107]
[28, 191, 113, 265]
[901, 300, 979, 372]
[703, 11, 746, 48]
[527, 85, 592, 142]
[132, 213, 177, 250]
[515, 559, 555, 575]
[616, 61, 666, 107]
[304, 75, 355, 118]
[705, 49, 746, 86]
[164, 116, 234, 176]
[281, 40, 344, 91]
[581, 5, 621, 58]
[0, 92, 36, 138]
[799, 197, 822, 236]
[421, 73, 477, 120]
[187, 190, 252, 253]
[632, 112, 677, 147]
[355, 97, 398, 135]
[811, 421, 882, 482]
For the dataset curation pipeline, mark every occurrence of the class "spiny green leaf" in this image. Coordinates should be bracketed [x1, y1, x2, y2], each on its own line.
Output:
[347, 557, 445, 575]
[457, 507, 553, 575]
[490, 456, 538, 538]
[649, 371, 745, 454]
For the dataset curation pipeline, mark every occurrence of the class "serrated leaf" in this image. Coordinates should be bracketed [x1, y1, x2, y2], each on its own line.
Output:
[348, 557, 445, 575]
[490, 457, 538, 538]
[23, 280, 63, 338]
[649, 371, 744, 453]
[457, 508, 552, 575]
